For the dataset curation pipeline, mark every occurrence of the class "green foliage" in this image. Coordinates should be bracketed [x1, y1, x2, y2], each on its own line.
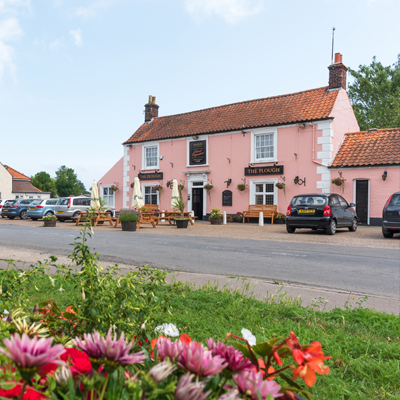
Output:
[172, 198, 187, 218]
[119, 210, 140, 223]
[55, 166, 86, 198]
[210, 208, 222, 218]
[348, 54, 400, 130]
[31, 171, 58, 197]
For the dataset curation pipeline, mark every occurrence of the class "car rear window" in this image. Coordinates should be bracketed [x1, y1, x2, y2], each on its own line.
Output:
[20, 200, 32, 204]
[390, 194, 400, 206]
[4, 200, 16, 205]
[58, 198, 70, 205]
[291, 196, 327, 206]
[31, 200, 44, 205]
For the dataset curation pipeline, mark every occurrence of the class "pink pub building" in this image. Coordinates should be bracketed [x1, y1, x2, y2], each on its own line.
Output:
[99, 54, 398, 224]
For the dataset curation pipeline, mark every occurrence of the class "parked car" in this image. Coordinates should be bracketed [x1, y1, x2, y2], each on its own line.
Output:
[27, 198, 59, 220]
[1, 199, 35, 220]
[285, 193, 358, 235]
[54, 196, 114, 222]
[0, 199, 14, 218]
[382, 192, 400, 238]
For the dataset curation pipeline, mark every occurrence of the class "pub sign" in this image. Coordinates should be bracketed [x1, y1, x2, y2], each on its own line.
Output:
[138, 172, 163, 181]
[189, 140, 207, 165]
[222, 190, 232, 207]
[244, 165, 284, 176]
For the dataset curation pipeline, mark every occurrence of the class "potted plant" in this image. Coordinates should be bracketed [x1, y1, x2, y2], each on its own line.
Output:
[204, 184, 213, 196]
[234, 211, 243, 222]
[209, 208, 223, 225]
[154, 185, 162, 202]
[332, 177, 346, 192]
[119, 209, 140, 231]
[173, 198, 189, 229]
[110, 185, 118, 192]
[274, 213, 286, 224]
[43, 214, 57, 227]
[237, 183, 247, 191]
[275, 182, 286, 194]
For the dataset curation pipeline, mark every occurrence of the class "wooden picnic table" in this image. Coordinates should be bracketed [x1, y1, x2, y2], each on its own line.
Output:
[72, 210, 114, 227]
[112, 211, 157, 228]
[158, 211, 197, 225]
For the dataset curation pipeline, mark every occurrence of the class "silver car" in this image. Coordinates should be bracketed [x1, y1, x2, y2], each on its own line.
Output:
[54, 196, 114, 222]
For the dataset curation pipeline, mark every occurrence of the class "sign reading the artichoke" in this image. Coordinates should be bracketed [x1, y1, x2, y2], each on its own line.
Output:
[189, 140, 207, 165]
[138, 172, 163, 181]
[244, 165, 284, 176]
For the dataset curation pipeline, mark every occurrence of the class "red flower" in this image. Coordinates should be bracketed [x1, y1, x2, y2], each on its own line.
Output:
[256, 359, 276, 380]
[179, 334, 192, 345]
[37, 363, 58, 377]
[61, 348, 92, 377]
[0, 384, 45, 400]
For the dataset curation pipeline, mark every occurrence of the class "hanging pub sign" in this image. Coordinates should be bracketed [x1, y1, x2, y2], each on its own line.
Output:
[244, 165, 284, 176]
[222, 190, 232, 207]
[189, 140, 207, 165]
[138, 172, 163, 181]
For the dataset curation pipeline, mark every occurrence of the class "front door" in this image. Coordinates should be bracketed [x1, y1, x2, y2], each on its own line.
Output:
[355, 180, 369, 224]
[192, 188, 203, 220]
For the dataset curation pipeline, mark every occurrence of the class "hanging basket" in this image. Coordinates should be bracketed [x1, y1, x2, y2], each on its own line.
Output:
[332, 178, 345, 186]
[237, 184, 246, 191]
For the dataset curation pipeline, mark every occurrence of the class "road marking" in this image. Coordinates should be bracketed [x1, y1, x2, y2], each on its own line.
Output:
[270, 252, 306, 257]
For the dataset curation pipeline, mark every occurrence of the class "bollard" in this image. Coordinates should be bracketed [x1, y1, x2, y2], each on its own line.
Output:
[259, 212, 264, 226]
[191, 211, 195, 224]
[223, 211, 227, 225]
[161, 211, 165, 222]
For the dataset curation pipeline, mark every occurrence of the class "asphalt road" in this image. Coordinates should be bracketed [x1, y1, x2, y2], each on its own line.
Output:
[0, 224, 399, 298]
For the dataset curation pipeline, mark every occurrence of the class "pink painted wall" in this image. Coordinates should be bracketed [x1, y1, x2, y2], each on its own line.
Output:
[330, 167, 400, 219]
[98, 157, 124, 210]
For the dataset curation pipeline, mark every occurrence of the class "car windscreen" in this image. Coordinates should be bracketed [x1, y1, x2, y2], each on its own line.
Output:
[58, 199, 70, 205]
[390, 193, 400, 206]
[31, 200, 43, 205]
[291, 196, 327, 206]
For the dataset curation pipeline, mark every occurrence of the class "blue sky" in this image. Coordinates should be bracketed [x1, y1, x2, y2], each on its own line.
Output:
[0, 0, 399, 190]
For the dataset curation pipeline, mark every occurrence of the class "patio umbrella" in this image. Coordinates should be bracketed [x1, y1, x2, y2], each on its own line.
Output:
[132, 176, 144, 209]
[90, 181, 101, 209]
[171, 179, 180, 209]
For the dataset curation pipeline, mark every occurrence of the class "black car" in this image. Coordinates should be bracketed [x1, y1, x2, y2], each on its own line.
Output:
[285, 193, 358, 235]
[382, 192, 400, 238]
[1, 199, 35, 220]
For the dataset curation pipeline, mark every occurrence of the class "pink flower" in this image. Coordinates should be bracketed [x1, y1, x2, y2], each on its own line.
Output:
[156, 337, 183, 362]
[73, 329, 146, 372]
[206, 338, 253, 373]
[149, 361, 177, 383]
[0, 334, 65, 382]
[174, 373, 210, 400]
[233, 370, 282, 399]
[178, 341, 227, 377]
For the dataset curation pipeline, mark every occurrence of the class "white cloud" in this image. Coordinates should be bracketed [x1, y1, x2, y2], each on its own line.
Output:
[69, 28, 83, 46]
[184, 0, 263, 23]
[0, 0, 30, 15]
[73, 0, 118, 19]
[49, 38, 63, 51]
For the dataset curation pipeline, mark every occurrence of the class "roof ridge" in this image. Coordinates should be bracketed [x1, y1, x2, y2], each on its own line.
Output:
[153, 86, 330, 120]
[345, 127, 400, 135]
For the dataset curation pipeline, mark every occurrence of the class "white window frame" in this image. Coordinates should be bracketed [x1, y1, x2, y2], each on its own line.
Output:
[142, 184, 159, 205]
[250, 128, 278, 164]
[249, 178, 278, 205]
[186, 136, 209, 168]
[142, 142, 159, 170]
[101, 185, 115, 208]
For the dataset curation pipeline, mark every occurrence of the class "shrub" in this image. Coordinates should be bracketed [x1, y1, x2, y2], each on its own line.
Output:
[119, 210, 140, 223]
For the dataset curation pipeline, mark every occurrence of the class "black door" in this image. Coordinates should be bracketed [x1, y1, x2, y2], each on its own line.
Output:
[355, 180, 368, 224]
[192, 188, 203, 220]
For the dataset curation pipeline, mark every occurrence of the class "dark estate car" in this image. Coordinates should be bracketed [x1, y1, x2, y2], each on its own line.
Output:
[1, 199, 35, 220]
[382, 192, 400, 238]
[286, 193, 358, 235]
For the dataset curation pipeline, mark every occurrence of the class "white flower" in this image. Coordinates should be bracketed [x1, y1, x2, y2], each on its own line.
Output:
[49, 276, 55, 286]
[18, 272, 26, 278]
[3, 310, 9, 315]
[82, 287, 86, 300]
[141, 323, 146, 330]
[241, 328, 256, 346]
[59, 285, 65, 292]
[155, 323, 180, 337]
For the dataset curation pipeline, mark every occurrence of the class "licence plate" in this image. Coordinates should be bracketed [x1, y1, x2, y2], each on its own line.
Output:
[30, 207, 35, 210]
[299, 209, 315, 214]
[3, 209, 8, 212]
[57, 211, 63, 214]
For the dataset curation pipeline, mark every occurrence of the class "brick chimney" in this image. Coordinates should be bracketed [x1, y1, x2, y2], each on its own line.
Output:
[328, 53, 348, 90]
[144, 95, 159, 122]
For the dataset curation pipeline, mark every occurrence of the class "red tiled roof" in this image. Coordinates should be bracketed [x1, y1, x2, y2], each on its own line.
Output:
[124, 86, 339, 144]
[3, 165, 30, 180]
[331, 128, 400, 167]
[12, 181, 42, 193]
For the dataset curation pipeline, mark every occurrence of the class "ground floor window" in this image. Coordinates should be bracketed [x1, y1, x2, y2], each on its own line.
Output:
[102, 186, 115, 207]
[143, 185, 158, 205]
[250, 180, 277, 205]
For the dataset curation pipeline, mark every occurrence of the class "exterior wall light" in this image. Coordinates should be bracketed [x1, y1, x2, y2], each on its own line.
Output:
[294, 176, 306, 186]
[192, 136, 199, 140]
[382, 171, 388, 181]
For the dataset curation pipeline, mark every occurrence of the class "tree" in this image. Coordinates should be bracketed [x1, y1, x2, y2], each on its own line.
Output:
[31, 172, 57, 198]
[348, 55, 400, 131]
[55, 166, 85, 197]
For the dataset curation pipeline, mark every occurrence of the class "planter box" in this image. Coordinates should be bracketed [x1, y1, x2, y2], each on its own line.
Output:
[176, 219, 189, 229]
[274, 219, 285, 224]
[43, 220, 56, 227]
[210, 218, 223, 225]
[121, 221, 137, 231]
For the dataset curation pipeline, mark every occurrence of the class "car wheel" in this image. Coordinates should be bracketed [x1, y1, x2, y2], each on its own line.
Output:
[8, 216, 15, 219]
[58, 218, 66, 222]
[1, 215, 5, 218]
[286, 225, 296, 234]
[72, 212, 80, 219]
[20, 210, 28, 220]
[326, 219, 337, 235]
[45, 211, 53, 217]
[348, 218, 357, 232]
[31, 218, 38, 221]
[382, 226, 394, 238]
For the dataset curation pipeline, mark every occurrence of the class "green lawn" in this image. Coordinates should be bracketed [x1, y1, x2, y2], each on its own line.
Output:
[25, 272, 400, 399]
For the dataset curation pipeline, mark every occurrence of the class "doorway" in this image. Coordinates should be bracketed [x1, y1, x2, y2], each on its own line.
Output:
[192, 188, 204, 220]
[355, 180, 369, 224]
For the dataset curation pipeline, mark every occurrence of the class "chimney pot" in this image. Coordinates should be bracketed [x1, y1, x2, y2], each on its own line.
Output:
[334, 53, 342, 64]
[144, 95, 159, 122]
